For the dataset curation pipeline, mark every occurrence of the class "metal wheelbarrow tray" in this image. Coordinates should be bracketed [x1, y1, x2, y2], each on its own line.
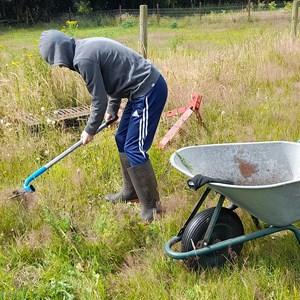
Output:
[165, 141, 300, 269]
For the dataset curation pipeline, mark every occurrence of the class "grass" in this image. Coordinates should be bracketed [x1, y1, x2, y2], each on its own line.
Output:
[0, 10, 300, 299]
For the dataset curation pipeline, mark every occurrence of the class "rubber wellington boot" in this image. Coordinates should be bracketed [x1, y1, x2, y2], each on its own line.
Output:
[105, 153, 138, 203]
[127, 160, 162, 222]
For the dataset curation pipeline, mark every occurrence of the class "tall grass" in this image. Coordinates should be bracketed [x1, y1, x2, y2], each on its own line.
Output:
[0, 10, 299, 299]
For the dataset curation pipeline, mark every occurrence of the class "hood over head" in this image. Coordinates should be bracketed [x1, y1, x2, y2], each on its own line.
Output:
[39, 30, 75, 70]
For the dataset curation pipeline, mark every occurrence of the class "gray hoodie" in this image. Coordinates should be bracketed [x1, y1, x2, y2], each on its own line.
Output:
[38, 30, 161, 135]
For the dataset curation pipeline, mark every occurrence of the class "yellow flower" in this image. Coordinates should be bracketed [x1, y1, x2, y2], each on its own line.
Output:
[11, 61, 20, 66]
[66, 20, 78, 26]
[0, 45, 4, 49]
[27, 53, 33, 58]
[103, 232, 110, 238]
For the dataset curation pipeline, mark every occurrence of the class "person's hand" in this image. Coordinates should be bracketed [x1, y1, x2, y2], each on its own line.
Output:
[105, 113, 114, 122]
[81, 130, 93, 145]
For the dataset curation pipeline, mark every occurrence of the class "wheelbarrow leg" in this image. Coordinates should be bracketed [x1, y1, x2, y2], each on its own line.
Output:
[200, 194, 225, 247]
[227, 203, 238, 210]
[177, 187, 211, 237]
[288, 225, 300, 244]
[227, 203, 261, 230]
[251, 216, 261, 230]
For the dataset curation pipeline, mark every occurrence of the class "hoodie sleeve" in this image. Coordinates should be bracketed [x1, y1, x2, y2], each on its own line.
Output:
[75, 59, 108, 136]
[107, 96, 121, 116]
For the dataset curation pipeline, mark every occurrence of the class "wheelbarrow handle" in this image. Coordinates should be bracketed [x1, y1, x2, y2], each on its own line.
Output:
[22, 115, 118, 192]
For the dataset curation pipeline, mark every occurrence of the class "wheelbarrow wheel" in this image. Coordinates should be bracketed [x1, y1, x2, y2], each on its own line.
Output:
[181, 207, 244, 270]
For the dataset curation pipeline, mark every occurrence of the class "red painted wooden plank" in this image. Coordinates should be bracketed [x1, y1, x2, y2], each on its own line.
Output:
[158, 108, 193, 149]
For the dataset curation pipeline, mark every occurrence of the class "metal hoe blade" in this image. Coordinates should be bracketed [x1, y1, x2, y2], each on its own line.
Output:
[9, 188, 27, 199]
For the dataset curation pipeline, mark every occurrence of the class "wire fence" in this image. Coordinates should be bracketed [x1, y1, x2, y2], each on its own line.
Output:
[59, 4, 289, 24]
[0, 4, 289, 26]
[107, 6, 246, 17]
[80, 4, 287, 18]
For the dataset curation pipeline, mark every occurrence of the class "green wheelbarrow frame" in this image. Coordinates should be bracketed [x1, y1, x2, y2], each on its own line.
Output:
[164, 187, 300, 263]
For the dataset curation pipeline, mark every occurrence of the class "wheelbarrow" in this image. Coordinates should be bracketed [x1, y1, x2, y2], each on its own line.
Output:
[165, 141, 300, 269]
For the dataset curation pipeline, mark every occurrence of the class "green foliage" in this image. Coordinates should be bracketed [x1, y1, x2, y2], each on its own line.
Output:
[257, 1, 280, 11]
[170, 21, 178, 28]
[258, 1, 266, 10]
[268, 1, 277, 10]
[283, 1, 293, 12]
[121, 17, 136, 28]
[76, 1, 93, 15]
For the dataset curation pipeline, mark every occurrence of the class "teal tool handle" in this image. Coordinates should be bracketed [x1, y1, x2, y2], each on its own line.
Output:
[22, 115, 118, 192]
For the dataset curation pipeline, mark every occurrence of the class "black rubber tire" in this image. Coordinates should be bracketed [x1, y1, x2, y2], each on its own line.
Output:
[181, 207, 244, 270]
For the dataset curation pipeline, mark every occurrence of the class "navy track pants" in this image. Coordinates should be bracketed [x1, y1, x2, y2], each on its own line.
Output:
[115, 75, 168, 166]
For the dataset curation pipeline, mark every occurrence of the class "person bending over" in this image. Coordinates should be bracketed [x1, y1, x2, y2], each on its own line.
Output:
[39, 30, 168, 222]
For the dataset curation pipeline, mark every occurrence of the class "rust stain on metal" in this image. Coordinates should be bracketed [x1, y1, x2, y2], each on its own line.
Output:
[235, 157, 257, 178]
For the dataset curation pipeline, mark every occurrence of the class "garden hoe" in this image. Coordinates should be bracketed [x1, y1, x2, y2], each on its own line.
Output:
[9, 116, 118, 199]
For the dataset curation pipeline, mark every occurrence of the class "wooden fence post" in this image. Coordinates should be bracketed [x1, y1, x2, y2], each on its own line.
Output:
[119, 5, 122, 23]
[68, 7, 72, 21]
[139, 5, 148, 58]
[156, 3, 160, 23]
[199, 2, 202, 21]
[25, 6, 28, 25]
[291, 0, 300, 40]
